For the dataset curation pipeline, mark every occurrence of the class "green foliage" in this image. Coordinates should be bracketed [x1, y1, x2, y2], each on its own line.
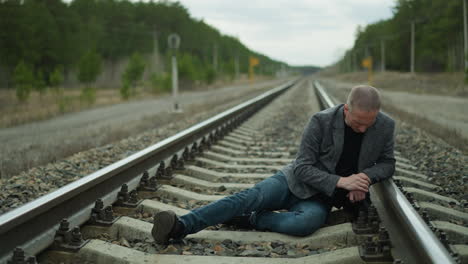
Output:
[119, 82, 130, 100]
[51, 66, 66, 110]
[341, 0, 464, 73]
[465, 68, 468, 84]
[35, 70, 47, 95]
[50, 66, 64, 88]
[204, 67, 217, 84]
[223, 60, 236, 80]
[173, 52, 224, 84]
[119, 83, 131, 99]
[177, 53, 199, 82]
[0, 0, 61, 75]
[0, 0, 287, 88]
[80, 86, 96, 105]
[13, 61, 35, 102]
[150, 73, 171, 93]
[57, 95, 73, 113]
[120, 52, 145, 99]
[78, 50, 102, 87]
[122, 52, 146, 88]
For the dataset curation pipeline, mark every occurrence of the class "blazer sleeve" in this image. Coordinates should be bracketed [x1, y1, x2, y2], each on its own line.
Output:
[362, 118, 396, 184]
[293, 115, 341, 197]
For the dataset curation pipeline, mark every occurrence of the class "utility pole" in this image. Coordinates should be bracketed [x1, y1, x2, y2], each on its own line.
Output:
[411, 20, 415, 74]
[151, 29, 160, 74]
[235, 53, 239, 80]
[213, 44, 218, 73]
[351, 50, 357, 72]
[362, 56, 373, 85]
[380, 39, 386, 72]
[348, 52, 352, 72]
[464, 0, 467, 78]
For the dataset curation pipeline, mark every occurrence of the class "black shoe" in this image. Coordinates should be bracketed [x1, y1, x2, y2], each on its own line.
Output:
[152, 210, 185, 244]
[223, 213, 252, 229]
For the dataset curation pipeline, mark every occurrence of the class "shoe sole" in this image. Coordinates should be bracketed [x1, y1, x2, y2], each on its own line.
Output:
[152, 211, 176, 244]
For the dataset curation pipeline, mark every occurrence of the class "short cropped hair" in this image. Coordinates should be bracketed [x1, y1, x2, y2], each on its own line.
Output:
[346, 85, 381, 112]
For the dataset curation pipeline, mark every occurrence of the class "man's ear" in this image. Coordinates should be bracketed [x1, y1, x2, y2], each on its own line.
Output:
[344, 104, 349, 114]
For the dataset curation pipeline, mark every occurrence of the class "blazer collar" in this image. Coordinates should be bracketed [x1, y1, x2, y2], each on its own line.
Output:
[358, 113, 381, 170]
[331, 105, 345, 166]
[333, 104, 345, 129]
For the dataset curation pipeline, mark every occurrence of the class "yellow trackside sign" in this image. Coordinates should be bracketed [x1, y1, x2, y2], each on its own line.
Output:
[249, 56, 259, 67]
[362, 56, 373, 85]
[249, 56, 259, 81]
[362, 56, 372, 68]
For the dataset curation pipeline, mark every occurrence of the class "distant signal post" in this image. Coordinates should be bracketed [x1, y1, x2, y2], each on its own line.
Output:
[362, 56, 373, 85]
[168, 33, 181, 112]
[249, 56, 259, 81]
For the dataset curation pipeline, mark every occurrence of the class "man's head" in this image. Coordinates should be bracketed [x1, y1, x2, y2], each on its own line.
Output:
[344, 85, 381, 133]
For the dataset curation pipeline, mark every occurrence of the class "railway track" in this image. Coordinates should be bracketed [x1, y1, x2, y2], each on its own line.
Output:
[0, 79, 466, 264]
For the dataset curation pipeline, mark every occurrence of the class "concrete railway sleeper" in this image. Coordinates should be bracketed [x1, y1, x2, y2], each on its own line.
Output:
[0, 79, 465, 264]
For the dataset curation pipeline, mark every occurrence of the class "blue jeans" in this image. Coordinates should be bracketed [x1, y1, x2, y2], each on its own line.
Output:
[179, 171, 331, 237]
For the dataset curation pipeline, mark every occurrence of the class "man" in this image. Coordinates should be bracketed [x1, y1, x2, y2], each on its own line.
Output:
[152, 84, 396, 244]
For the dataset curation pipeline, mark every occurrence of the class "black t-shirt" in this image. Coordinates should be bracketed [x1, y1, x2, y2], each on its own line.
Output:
[332, 120, 364, 208]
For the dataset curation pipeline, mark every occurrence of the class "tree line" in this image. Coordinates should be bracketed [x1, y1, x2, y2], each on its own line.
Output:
[0, 0, 287, 102]
[338, 0, 464, 73]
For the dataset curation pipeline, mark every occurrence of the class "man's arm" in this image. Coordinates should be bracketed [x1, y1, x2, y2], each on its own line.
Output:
[337, 173, 370, 192]
[362, 119, 396, 184]
[293, 116, 339, 197]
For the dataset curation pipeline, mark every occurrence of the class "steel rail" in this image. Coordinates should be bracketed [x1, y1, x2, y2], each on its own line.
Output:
[0, 79, 296, 262]
[313, 80, 455, 264]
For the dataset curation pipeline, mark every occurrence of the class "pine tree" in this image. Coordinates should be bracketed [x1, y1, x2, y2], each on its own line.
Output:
[78, 50, 101, 105]
[78, 50, 102, 87]
[13, 61, 35, 102]
[121, 52, 146, 99]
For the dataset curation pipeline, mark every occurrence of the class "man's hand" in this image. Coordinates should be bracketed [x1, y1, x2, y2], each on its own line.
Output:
[347, 190, 366, 203]
[336, 173, 371, 192]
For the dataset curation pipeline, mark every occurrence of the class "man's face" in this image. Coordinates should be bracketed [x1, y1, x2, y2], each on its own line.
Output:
[344, 104, 378, 133]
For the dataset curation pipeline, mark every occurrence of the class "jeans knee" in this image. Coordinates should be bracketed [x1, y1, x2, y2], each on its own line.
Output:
[287, 213, 325, 237]
[228, 186, 262, 212]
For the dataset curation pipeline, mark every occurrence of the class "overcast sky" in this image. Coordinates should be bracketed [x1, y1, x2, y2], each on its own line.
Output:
[176, 0, 396, 67]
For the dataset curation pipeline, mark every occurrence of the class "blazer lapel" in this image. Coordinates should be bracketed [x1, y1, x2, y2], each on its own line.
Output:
[332, 107, 345, 172]
[358, 118, 378, 171]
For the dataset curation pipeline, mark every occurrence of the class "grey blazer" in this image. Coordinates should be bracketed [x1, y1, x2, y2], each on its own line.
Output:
[281, 104, 396, 199]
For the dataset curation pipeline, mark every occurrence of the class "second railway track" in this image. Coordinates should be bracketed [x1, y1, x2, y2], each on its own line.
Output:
[0, 78, 466, 264]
